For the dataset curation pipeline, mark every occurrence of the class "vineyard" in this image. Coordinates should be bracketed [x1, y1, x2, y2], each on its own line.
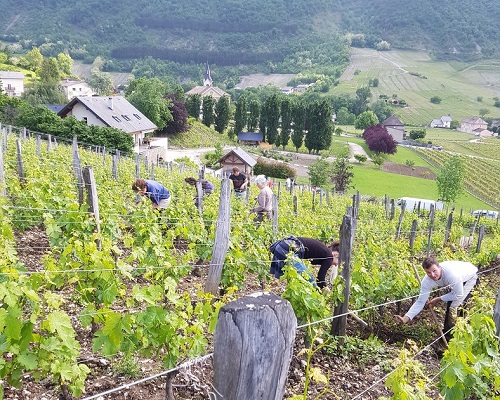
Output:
[410, 144, 500, 209]
[0, 128, 499, 399]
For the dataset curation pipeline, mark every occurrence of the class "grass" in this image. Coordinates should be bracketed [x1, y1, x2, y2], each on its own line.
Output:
[348, 164, 490, 211]
[165, 120, 236, 148]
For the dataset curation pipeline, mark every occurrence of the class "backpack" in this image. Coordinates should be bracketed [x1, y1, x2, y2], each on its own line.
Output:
[269, 235, 305, 278]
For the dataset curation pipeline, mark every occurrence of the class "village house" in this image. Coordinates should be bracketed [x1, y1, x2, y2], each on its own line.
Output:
[60, 78, 95, 100]
[0, 71, 24, 97]
[458, 117, 490, 136]
[430, 115, 452, 128]
[381, 115, 405, 143]
[57, 96, 157, 148]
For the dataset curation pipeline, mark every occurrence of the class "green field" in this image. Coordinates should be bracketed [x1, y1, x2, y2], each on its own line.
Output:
[334, 48, 500, 126]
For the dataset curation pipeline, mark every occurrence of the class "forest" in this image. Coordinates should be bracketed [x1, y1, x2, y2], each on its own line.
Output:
[1, 0, 499, 76]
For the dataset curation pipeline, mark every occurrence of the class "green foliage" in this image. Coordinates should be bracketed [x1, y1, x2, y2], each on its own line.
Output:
[409, 129, 426, 140]
[214, 95, 230, 134]
[436, 155, 464, 203]
[126, 77, 173, 130]
[331, 149, 353, 193]
[430, 96, 442, 104]
[308, 156, 331, 187]
[440, 301, 500, 399]
[379, 341, 433, 400]
[353, 154, 367, 163]
[202, 95, 215, 127]
[253, 157, 297, 179]
[281, 266, 329, 326]
[354, 110, 379, 130]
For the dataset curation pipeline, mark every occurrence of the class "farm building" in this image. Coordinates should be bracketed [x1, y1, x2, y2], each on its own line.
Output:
[217, 147, 256, 177]
[381, 115, 405, 143]
[237, 132, 263, 146]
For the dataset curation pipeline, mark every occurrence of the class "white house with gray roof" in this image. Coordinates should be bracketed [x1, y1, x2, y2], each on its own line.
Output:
[57, 96, 157, 147]
[0, 71, 24, 97]
[430, 115, 452, 128]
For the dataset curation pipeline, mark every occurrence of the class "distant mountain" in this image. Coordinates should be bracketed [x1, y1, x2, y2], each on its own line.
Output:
[1, 0, 499, 69]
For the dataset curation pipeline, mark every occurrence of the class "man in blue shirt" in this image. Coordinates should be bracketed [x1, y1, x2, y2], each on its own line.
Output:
[132, 178, 171, 210]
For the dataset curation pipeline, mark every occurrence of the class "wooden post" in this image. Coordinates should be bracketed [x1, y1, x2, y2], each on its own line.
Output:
[150, 163, 155, 180]
[0, 141, 5, 197]
[72, 136, 85, 205]
[293, 195, 298, 216]
[16, 139, 26, 185]
[444, 208, 454, 244]
[36, 135, 41, 156]
[272, 194, 278, 238]
[205, 179, 231, 295]
[135, 153, 140, 179]
[47, 134, 53, 151]
[494, 288, 500, 342]
[409, 219, 418, 253]
[112, 155, 118, 181]
[195, 180, 203, 215]
[312, 190, 316, 212]
[331, 214, 356, 339]
[213, 292, 296, 400]
[390, 198, 395, 220]
[426, 204, 435, 257]
[396, 201, 406, 239]
[82, 166, 101, 251]
[475, 225, 485, 253]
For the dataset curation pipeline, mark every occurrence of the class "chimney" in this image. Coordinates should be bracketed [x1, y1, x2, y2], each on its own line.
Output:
[108, 97, 113, 110]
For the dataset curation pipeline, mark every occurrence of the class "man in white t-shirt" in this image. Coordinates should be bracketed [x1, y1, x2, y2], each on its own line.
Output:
[396, 256, 478, 339]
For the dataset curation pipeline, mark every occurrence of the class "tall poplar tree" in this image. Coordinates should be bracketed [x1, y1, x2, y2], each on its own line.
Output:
[234, 95, 247, 134]
[291, 98, 305, 152]
[247, 99, 260, 132]
[264, 94, 280, 145]
[279, 96, 292, 149]
[214, 95, 230, 134]
[202, 95, 215, 127]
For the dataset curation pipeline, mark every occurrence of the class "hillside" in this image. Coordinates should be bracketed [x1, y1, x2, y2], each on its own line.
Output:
[335, 48, 500, 125]
[1, 0, 500, 70]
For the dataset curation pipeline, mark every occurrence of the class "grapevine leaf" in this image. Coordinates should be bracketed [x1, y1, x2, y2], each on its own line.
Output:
[309, 367, 328, 384]
[17, 352, 38, 370]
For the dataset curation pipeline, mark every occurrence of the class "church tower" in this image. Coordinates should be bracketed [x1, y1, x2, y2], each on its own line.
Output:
[203, 62, 213, 87]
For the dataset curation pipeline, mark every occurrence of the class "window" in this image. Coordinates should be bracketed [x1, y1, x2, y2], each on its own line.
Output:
[122, 115, 131, 121]
[112, 116, 122, 122]
[133, 114, 142, 120]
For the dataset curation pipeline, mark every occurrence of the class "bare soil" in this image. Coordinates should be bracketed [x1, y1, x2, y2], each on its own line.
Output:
[381, 162, 435, 180]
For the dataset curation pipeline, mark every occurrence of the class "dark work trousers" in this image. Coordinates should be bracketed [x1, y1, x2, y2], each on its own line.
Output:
[443, 277, 479, 341]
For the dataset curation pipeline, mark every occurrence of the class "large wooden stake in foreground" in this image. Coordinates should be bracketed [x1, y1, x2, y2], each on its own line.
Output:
[205, 179, 231, 295]
[213, 292, 296, 400]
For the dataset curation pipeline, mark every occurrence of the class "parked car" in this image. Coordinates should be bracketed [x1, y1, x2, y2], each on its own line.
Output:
[472, 210, 499, 219]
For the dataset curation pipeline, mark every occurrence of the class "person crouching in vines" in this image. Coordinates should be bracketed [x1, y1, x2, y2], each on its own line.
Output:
[185, 177, 215, 207]
[269, 236, 340, 289]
